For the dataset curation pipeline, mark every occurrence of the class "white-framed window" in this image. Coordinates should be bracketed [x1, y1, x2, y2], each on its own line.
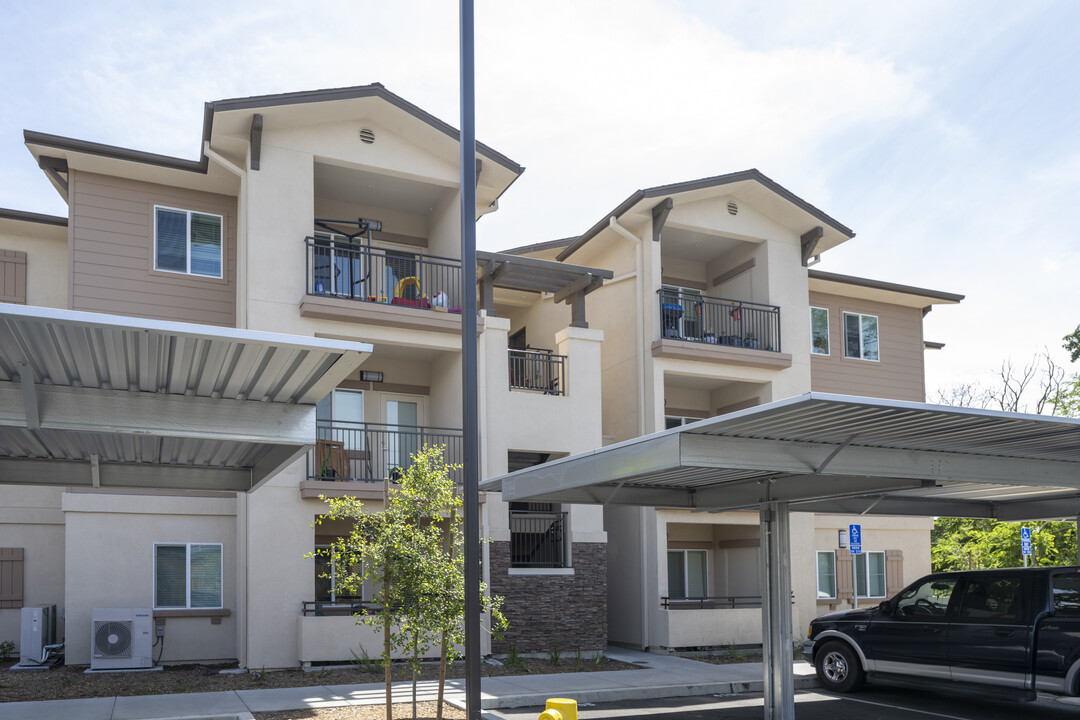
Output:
[843, 312, 879, 361]
[314, 544, 363, 602]
[154, 205, 223, 278]
[667, 549, 708, 599]
[154, 543, 222, 609]
[855, 551, 886, 598]
[810, 307, 829, 355]
[816, 550, 836, 599]
[665, 415, 701, 430]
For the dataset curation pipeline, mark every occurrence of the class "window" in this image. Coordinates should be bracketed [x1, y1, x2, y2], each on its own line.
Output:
[958, 576, 1022, 623]
[810, 307, 829, 355]
[854, 551, 886, 598]
[816, 551, 836, 599]
[843, 312, 879, 361]
[314, 545, 362, 602]
[154, 543, 222, 609]
[1053, 574, 1080, 617]
[894, 576, 956, 619]
[155, 206, 223, 278]
[665, 415, 701, 429]
[668, 549, 708, 599]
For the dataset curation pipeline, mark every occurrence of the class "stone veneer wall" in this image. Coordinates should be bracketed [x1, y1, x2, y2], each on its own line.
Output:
[488, 541, 607, 655]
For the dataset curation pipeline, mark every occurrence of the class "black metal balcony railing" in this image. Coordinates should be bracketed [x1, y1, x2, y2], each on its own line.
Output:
[309, 420, 464, 484]
[305, 237, 463, 312]
[510, 510, 568, 568]
[658, 289, 781, 352]
[661, 595, 763, 610]
[508, 348, 566, 395]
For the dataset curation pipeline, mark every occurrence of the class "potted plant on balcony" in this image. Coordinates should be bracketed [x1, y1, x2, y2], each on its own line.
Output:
[744, 332, 759, 349]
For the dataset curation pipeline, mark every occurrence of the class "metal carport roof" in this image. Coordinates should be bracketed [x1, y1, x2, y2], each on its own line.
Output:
[483, 393, 1080, 521]
[481, 393, 1080, 720]
[0, 303, 372, 492]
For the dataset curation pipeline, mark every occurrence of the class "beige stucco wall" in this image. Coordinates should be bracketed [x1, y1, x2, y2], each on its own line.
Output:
[0, 218, 68, 309]
[62, 491, 237, 665]
[0, 487, 65, 653]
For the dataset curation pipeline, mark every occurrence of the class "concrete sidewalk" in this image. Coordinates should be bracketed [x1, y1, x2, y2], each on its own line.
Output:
[0, 648, 819, 720]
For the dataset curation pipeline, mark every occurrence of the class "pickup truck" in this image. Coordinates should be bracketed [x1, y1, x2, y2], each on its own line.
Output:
[803, 566, 1080, 699]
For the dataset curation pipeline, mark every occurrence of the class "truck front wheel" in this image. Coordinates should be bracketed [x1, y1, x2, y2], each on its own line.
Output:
[815, 640, 865, 692]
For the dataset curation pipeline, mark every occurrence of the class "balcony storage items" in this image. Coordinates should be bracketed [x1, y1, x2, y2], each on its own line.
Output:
[657, 288, 781, 351]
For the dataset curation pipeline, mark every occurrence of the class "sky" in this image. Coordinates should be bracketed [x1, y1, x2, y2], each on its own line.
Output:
[1, 0, 1077, 404]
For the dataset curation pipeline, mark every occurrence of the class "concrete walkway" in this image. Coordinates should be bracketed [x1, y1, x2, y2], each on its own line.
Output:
[0, 648, 819, 720]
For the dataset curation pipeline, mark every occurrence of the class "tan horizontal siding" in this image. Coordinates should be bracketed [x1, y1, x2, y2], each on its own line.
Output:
[69, 170, 237, 327]
[809, 291, 926, 402]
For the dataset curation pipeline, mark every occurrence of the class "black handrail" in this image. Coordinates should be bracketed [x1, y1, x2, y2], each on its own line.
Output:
[661, 595, 763, 609]
[308, 420, 464, 484]
[508, 348, 566, 395]
[658, 289, 781, 352]
[510, 510, 568, 568]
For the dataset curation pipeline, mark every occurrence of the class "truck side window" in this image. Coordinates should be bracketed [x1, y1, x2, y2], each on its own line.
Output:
[957, 577, 1021, 623]
[1052, 574, 1080, 617]
[895, 577, 956, 619]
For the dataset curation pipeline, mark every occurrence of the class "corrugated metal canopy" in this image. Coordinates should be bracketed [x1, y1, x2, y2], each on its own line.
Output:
[0, 304, 372, 492]
[482, 393, 1080, 521]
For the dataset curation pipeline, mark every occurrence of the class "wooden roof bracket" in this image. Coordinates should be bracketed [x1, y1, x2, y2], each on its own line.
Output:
[801, 226, 823, 267]
[652, 197, 674, 242]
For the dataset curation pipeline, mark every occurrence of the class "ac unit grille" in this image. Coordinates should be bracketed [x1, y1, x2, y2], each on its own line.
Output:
[94, 620, 133, 658]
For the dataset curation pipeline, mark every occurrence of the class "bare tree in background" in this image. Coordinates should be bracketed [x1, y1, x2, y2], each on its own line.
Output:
[936, 349, 1066, 415]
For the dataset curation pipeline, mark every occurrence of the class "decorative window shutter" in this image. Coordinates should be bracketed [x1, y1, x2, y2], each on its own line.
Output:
[0, 547, 25, 608]
[885, 549, 905, 597]
[0, 250, 27, 304]
[835, 547, 853, 603]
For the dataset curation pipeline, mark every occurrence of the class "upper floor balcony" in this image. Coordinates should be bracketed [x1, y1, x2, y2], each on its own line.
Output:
[299, 235, 468, 335]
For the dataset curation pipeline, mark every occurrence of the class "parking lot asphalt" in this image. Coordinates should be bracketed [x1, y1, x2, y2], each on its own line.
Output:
[489, 686, 1080, 720]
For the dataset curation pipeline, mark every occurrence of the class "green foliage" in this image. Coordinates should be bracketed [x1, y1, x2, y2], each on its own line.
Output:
[574, 647, 582, 672]
[1051, 374, 1080, 418]
[317, 445, 508, 707]
[593, 650, 605, 665]
[549, 645, 561, 666]
[1064, 325, 1080, 363]
[931, 518, 1077, 572]
[506, 641, 520, 667]
[0, 640, 13, 660]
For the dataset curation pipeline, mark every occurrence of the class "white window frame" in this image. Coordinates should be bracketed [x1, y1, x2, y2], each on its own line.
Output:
[153, 542, 223, 610]
[667, 549, 709, 599]
[810, 307, 830, 356]
[816, 550, 836, 599]
[842, 311, 880, 362]
[664, 415, 701, 429]
[854, 550, 887, 599]
[153, 205, 224, 279]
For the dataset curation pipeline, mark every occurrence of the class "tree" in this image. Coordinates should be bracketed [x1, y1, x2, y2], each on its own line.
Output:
[934, 349, 1066, 415]
[1065, 325, 1080, 363]
[315, 446, 506, 719]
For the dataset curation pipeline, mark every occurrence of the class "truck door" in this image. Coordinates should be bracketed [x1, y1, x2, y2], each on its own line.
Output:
[947, 573, 1031, 689]
[867, 575, 957, 679]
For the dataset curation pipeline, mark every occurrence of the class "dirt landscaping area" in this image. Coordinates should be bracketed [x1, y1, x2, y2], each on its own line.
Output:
[0, 655, 638, 703]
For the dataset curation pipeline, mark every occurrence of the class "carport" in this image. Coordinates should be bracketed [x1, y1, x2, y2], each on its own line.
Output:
[481, 393, 1080, 720]
[0, 303, 372, 491]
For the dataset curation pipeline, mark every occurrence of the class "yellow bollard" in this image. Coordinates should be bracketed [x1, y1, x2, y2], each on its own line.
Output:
[538, 698, 577, 720]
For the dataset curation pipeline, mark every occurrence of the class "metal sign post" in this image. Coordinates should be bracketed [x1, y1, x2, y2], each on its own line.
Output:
[1022, 526, 1032, 568]
[849, 524, 862, 609]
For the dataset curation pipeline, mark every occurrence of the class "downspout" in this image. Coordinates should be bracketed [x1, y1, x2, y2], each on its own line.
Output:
[203, 142, 248, 328]
[608, 215, 651, 649]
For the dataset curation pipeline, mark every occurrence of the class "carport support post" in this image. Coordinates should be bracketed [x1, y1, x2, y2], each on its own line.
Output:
[760, 500, 795, 720]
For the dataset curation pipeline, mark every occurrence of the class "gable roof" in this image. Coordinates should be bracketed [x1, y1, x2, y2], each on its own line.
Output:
[556, 169, 854, 262]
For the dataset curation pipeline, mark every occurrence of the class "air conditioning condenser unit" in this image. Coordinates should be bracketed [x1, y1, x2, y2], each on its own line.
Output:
[19, 605, 56, 665]
[90, 608, 154, 670]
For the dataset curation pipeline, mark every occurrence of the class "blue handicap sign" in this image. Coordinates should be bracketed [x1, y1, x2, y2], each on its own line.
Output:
[849, 524, 862, 555]
[1021, 526, 1032, 541]
[1022, 541, 1032, 556]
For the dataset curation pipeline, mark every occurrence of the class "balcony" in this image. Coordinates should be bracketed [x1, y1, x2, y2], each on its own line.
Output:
[658, 289, 781, 351]
[300, 237, 470, 334]
[661, 595, 762, 610]
[510, 510, 568, 568]
[508, 348, 566, 395]
[306, 420, 463, 486]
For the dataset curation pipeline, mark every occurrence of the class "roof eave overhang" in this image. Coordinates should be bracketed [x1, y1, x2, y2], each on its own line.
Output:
[556, 170, 855, 262]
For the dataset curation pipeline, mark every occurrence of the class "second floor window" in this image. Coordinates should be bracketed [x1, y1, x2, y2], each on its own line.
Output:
[155, 206, 223, 278]
[843, 312, 879, 361]
[810, 307, 829, 355]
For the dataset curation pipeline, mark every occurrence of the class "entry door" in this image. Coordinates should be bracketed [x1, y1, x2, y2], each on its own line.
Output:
[383, 395, 426, 477]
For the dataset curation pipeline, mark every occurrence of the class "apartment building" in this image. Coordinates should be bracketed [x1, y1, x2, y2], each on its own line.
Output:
[507, 173, 962, 650]
[0, 83, 961, 667]
[0, 85, 609, 668]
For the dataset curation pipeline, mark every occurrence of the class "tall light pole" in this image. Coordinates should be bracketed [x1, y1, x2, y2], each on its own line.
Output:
[458, 2, 481, 719]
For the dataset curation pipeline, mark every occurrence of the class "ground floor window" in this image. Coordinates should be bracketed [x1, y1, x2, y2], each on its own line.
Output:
[667, 549, 708, 599]
[855, 550, 886, 598]
[154, 543, 222, 609]
[816, 550, 836, 599]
